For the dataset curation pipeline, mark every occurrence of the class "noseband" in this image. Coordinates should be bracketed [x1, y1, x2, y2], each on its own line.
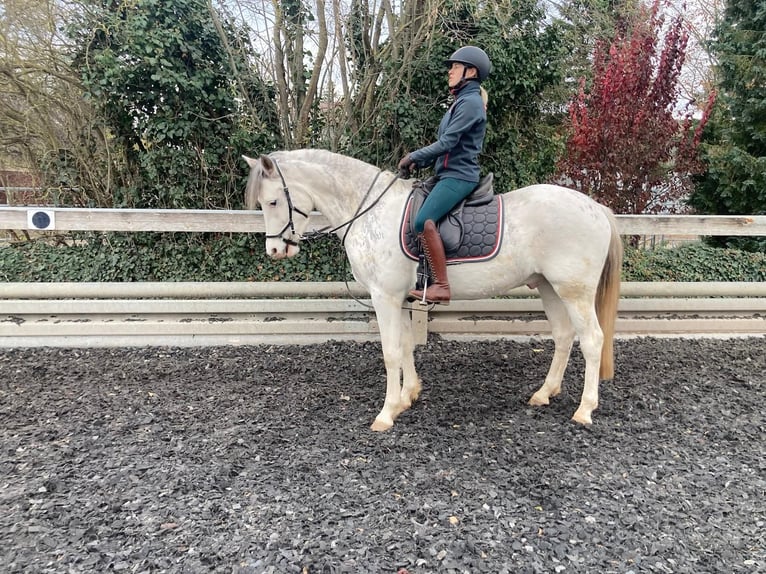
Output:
[266, 160, 310, 247]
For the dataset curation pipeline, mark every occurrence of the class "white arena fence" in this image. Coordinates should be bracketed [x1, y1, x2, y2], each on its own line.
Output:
[0, 207, 764, 346]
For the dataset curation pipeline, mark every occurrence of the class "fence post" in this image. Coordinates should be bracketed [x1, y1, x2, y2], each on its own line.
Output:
[410, 305, 429, 345]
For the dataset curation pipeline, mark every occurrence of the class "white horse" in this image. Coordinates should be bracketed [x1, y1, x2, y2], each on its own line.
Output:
[244, 149, 623, 431]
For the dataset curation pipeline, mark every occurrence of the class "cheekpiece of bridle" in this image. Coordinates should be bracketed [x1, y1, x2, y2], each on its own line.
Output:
[266, 159, 310, 247]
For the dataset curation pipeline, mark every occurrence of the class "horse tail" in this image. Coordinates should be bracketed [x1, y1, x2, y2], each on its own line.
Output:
[596, 208, 623, 380]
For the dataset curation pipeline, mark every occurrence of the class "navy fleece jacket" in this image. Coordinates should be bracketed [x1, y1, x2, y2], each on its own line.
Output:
[408, 81, 486, 183]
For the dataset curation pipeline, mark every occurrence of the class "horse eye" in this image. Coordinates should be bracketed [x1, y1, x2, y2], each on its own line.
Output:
[268, 200, 278, 207]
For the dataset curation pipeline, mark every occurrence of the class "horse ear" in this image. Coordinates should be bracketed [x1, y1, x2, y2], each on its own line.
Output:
[243, 154, 277, 178]
[258, 155, 277, 177]
[242, 155, 258, 168]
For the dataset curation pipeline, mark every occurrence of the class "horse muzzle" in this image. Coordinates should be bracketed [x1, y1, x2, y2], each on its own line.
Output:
[266, 236, 301, 259]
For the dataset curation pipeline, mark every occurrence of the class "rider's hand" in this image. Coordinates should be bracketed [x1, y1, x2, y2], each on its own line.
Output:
[397, 154, 414, 177]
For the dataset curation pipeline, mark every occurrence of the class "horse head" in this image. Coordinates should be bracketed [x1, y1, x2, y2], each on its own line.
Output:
[243, 154, 313, 259]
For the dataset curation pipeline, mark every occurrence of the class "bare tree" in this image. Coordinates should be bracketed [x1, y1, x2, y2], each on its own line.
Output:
[295, 0, 328, 144]
[668, 0, 723, 104]
[230, 0, 445, 150]
[0, 0, 115, 205]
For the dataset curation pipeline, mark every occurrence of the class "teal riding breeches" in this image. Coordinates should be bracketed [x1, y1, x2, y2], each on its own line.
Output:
[414, 177, 478, 233]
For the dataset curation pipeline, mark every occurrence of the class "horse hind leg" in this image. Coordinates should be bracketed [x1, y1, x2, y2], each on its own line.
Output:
[555, 284, 604, 425]
[529, 280, 576, 407]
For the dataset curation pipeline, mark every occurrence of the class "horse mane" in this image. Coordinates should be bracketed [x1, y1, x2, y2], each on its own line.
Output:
[273, 149, 383, 178]
[244, 158, 267, 210]
[245, 148, 391, 210]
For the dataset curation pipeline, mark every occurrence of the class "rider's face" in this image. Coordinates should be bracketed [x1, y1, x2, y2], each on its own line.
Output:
[448, 62, 476, 87]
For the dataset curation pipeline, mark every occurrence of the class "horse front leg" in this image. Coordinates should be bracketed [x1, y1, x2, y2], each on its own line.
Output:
[399, 307, 422, 409]
[370, 295, 416, 431]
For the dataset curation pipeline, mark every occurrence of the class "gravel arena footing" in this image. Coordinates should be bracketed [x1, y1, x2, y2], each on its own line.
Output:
[1, 337, 764, 574]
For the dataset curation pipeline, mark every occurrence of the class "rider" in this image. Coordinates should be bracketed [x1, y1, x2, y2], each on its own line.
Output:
[398, 45, 491, 304]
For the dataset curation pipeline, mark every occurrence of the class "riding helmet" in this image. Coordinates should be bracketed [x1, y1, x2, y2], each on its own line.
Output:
[445, 46, 492, 81]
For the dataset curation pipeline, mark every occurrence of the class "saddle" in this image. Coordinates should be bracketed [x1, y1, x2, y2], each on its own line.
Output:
[400, 173, 503, 263]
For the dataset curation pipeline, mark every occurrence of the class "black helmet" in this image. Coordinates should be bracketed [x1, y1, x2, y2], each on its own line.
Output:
[445, 46, 492, 81]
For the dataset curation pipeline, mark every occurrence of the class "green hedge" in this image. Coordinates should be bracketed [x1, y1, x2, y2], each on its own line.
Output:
[0, 233, 353, 283]
[622, 243, 766, 282]
[0, 234, 764, 283]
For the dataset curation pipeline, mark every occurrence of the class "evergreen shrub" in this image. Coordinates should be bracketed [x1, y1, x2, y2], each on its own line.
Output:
[1, 236, 764, 283]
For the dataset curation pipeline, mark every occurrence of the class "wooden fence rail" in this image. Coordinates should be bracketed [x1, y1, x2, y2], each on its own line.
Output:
[0, 282, 763, 347]
[1, 206, 765, 236]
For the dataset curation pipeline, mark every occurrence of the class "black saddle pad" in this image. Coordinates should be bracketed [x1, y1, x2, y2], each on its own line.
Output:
[399, 191, 504, 263]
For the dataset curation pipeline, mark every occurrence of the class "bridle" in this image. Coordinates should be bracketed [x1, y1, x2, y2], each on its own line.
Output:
[265, 160, 311, 247]
[266, 157, 401, 246]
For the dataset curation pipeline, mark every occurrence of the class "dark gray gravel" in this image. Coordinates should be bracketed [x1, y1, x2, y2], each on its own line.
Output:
[1, 337, 764, 574]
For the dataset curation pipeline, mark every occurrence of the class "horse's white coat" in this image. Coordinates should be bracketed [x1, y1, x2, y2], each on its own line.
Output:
[244, 150, 623, 430]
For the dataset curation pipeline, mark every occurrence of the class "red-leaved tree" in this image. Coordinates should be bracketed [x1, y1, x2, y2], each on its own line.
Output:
[556, 0, 714, 214]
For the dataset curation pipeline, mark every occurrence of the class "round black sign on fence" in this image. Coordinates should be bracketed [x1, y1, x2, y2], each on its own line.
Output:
[27, 210, 55, 230]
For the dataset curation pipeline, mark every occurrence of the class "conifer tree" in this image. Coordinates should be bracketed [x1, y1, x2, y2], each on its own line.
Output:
[689, 0, 766, 251]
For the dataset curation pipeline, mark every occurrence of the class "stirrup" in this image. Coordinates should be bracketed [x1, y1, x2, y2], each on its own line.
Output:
[408, 280, 450, 306]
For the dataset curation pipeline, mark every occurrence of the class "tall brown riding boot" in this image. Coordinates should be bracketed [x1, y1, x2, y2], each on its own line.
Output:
[408, 219, 451, 304]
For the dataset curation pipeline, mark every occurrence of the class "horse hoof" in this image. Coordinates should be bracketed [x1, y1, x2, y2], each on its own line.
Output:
[528, 393, 550, 407]
[571, 411, 593, 425]
[370, 418, 393, 432]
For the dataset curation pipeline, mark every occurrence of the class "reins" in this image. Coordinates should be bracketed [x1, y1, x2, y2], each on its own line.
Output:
[300, 168, 400, 247]
[268, 159, 403, 309]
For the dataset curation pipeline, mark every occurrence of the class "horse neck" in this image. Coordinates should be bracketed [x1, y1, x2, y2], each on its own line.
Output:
[279, 150, 384, 226]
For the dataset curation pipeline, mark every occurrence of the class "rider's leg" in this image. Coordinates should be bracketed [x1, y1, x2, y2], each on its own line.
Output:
[410, 178, 477, 304]
[409, 219, 451, 303]
[412, 177, 478, 233]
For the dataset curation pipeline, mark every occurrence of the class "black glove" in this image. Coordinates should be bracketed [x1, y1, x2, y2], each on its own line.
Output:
[398, 154, 414, 177]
